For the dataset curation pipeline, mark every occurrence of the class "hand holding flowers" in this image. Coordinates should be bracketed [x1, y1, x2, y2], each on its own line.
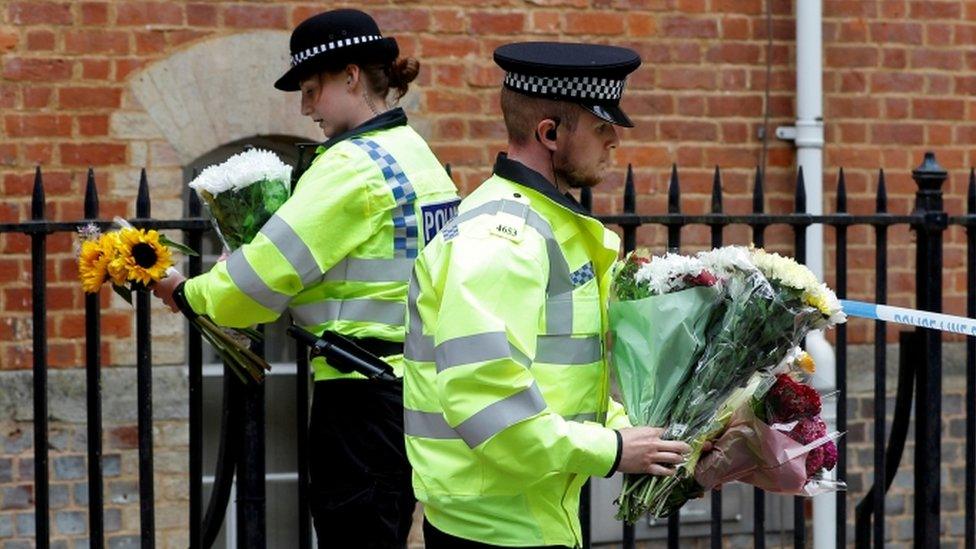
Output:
[76, 219, 270, 383]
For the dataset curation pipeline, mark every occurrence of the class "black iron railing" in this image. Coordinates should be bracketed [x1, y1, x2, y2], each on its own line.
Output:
[0, 151, 973, 549]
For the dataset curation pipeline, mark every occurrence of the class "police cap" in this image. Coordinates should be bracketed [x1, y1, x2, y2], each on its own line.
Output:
[493, 42, 641, 127]
[275, 9, 399, 91]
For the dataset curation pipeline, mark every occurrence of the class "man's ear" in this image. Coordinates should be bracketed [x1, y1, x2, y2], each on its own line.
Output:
[535, 118, 559, 151]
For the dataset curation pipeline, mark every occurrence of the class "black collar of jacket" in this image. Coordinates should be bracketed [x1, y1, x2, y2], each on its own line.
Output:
[492, 152, 593, 218]
[320, 107, 408, 151]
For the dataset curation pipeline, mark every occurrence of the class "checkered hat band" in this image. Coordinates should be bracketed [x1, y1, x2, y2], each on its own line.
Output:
[291, 35, 383, 66]
[504, 72, 625, 101]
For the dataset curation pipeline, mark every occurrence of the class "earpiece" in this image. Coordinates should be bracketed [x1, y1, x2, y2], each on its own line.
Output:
[536, 117, 561, 143]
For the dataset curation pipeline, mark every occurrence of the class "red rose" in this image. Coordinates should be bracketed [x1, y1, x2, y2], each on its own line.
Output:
[683, 270, 718, 287]
[766, 374, 822, 423]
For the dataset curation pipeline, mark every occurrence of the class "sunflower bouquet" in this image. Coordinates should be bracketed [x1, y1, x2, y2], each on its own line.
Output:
[76, 220, 270, 383]
[189, 148, 291, 252]
[610, 246, 846, 521]
[77, 220, 185, 302]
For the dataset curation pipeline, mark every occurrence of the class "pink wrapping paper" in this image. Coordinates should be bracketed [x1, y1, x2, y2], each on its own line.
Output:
[694, 405, 825, 495]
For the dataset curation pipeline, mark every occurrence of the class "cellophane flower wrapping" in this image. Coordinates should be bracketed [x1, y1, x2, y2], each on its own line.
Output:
[189, 148, 292, 251]
[692, 364, 846, 497]
[610, 246, 845, 522]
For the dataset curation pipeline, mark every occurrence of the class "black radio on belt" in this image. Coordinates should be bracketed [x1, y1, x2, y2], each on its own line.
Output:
[287, 325, 398, 382]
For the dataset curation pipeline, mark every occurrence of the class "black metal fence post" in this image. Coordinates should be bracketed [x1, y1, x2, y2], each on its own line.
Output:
[835, 167, 849, 549]
[296, 342, 312, 549]
[236, 333, 267, 548]
[185, 188, 204, 549]
[709, 167, 723, 549]
[84, 168, 105, 549]
[872, 170, 889, 549]
[135, 169, 156, 549]
[911, 152, 947, 549]
[967, 168, 976, 549]
[665, 165, 680, 549]
[30, 167, 50, 549]
[750, 166, 766, 549]
[792, 168, 808, 549]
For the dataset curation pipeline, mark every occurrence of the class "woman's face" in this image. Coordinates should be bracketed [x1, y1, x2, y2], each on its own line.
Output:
[299, 67, 359, 138]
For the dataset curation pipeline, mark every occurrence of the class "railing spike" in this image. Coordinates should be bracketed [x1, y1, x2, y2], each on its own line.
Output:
[137, 168, 150, 218]
[84, 168, 99, 219]
[32, 166, 45, 220]
[967, 167, 975, 214]
[795, 166, 807, 213]
[836, 168, 847, 213]
[711, 166, 723, 213]
[667, 163, 680, 213]
[877, 169, 888, 214]
[752, 165, 764, 213]
[623, 164, 635, 214]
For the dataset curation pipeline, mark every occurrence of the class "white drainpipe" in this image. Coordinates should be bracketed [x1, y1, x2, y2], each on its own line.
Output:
[776, 1, 836, 547]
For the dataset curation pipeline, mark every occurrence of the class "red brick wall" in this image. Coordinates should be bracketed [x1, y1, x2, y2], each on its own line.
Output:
[1, 1, 975, 368]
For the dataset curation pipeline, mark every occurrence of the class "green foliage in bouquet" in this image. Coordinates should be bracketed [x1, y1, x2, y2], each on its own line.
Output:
[199, 179, 289, 251]
[612, 247, 845, 522]
[189, 148, 293, 251]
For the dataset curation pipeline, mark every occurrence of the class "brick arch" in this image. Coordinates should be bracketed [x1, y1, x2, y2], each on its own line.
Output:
[124, 31, 321, 165]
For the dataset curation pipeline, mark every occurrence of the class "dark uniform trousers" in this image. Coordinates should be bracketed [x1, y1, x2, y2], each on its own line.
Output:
[309, 378, 415, 548]
[422, 519, 573, 549]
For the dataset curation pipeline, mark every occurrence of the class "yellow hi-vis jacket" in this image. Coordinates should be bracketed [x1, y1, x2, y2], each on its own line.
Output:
[403, 154, 631, 547]
[184, 109, 459, 380]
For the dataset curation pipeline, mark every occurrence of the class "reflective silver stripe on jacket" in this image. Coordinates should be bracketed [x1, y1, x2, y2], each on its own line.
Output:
[323, 257, 415, 283]
[259, 215, 322, 287]
[455, 383, 547, 448]
[226, 250, 292, 313]
[403, 404, 594, 440]
[434, 332, 531, 372]
[535, 335, 602, 365]
[404, 409, 458, 439]
[404, 273, 435, 361]
[289, 298, 406, 327]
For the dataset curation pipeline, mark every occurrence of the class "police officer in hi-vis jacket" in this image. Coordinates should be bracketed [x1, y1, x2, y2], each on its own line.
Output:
[402, 42, 692, 548]
[154, 9, 459, 548]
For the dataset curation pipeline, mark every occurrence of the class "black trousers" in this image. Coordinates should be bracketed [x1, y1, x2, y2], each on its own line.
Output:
[422, 519, 573, 549]
[309, 378, 415, 549]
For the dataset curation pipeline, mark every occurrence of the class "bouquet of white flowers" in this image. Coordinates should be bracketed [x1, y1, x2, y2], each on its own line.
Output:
[189, 148, 292, 251]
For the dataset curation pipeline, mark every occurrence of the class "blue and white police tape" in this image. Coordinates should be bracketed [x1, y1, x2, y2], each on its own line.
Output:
[841, 299, 976, 336]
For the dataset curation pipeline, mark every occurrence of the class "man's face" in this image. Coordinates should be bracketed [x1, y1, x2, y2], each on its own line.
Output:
[299, 70, 356, 138]
[554, 111, 620, 189]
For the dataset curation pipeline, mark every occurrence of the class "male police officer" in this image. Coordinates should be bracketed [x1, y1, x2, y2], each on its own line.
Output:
[402, 42, 692, 548]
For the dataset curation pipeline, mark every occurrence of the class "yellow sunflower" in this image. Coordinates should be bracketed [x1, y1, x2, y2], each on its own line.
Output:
[101, 232, 127, 286]
[78, 237, 114, 293]
[113, 228, 173, 285]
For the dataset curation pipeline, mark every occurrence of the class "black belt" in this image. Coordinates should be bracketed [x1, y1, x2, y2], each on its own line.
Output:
[346, 336, 404, 358]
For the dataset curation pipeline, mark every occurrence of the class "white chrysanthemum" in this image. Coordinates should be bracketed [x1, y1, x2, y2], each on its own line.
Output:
[805, 282, 847, 324]
[635, 252, 706, 295]
[697, 245, 756, 275]
[189, 149, 292, 195]
[752, 249, 820, 291]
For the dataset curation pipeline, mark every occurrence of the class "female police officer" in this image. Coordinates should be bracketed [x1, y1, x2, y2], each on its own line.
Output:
[154, 9, 459, 547]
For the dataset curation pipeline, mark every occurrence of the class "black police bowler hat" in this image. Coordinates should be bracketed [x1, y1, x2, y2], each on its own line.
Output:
[494, 42, 641, 127]
[274, 9, 399, 91]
